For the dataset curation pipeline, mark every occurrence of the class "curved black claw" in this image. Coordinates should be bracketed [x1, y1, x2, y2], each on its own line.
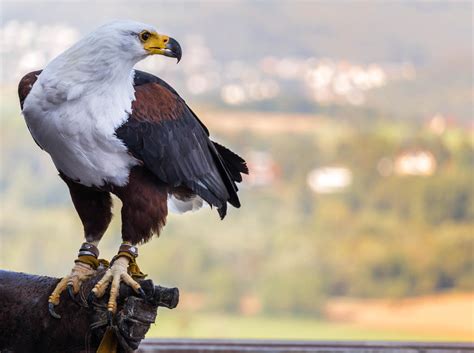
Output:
[48, 302, 61, 319]
[67, 285, 75, 301]
[87, 291, 96, 307]
[137, 287, 147, 301]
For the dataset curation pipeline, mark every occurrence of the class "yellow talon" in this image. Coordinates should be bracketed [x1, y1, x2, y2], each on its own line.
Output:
[48, 261, 96, 318]
[91, 256, 143, 313]
[48, 277, 69, 305]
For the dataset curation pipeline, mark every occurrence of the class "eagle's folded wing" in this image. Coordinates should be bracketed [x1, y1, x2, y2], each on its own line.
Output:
[116, 72, 247, 218]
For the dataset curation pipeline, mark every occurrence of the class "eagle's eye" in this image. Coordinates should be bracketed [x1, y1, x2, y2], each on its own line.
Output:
[139, 31, 151, 42]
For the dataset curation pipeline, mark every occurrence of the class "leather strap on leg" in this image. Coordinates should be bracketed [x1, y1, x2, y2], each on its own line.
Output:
[75, 242, 100, 269]
[111, 243, 147, 279]
[78, 242, 99, 257]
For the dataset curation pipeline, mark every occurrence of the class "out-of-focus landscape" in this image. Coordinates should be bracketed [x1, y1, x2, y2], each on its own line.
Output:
[0, 1, 473, 341]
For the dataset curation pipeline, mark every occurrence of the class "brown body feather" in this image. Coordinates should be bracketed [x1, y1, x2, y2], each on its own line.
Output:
[112, 167, 168, 244]
[132, 83, 184, 122]
[18, 70, 41, 109]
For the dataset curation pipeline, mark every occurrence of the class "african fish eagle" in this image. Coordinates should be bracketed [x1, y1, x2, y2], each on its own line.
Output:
[18, 20, 248, 318]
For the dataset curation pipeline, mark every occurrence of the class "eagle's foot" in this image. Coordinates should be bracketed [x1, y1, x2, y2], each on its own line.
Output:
[90, 256, 144, 313]
[48, 261, 96, 319]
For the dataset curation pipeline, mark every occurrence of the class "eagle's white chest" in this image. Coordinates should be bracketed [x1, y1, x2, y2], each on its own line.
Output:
[22, 74, 138, 187]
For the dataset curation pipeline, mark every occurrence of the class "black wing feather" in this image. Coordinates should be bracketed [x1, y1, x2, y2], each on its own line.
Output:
[119, 71, 247, 218]
[213, 142, 249, 183]
[116, 80, 247, 218]
[117, 115, 231, 216]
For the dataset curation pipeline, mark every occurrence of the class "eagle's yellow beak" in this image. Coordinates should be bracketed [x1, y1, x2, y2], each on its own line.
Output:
[141, 31, 182, 62]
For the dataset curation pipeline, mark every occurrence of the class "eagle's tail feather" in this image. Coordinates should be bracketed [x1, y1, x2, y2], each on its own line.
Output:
[212, 142, 249, 183]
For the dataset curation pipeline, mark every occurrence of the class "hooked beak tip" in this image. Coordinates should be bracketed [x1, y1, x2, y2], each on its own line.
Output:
[165, 37, 182, 63]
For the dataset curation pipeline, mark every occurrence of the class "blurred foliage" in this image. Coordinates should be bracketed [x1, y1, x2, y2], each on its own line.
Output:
[146, 311, 471, 341]
[0, 86, 473, 317]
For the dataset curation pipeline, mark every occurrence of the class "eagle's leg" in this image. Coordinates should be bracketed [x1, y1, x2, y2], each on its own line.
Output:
[48, 175, 113, 318]
[48, 242, 100, 318]
[91, 243, 146, 313]
[91, 167, 168, 313]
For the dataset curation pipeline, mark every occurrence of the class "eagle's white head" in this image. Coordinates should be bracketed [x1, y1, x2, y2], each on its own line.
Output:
[36, 20, 182, 101]
[30, 20, 181, 103]
[77, 20, 182, 64]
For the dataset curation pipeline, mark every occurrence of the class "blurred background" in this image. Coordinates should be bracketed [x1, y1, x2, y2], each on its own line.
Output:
[0, 0, 473, 341]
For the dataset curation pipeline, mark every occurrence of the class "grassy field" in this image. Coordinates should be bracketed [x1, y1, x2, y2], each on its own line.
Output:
[147, 312, 472, 342]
